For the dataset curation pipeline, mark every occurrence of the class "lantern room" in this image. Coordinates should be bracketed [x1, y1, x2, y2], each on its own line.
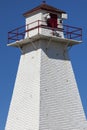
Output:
[23, 2, 67, 38]
[7, 2, 82, 47]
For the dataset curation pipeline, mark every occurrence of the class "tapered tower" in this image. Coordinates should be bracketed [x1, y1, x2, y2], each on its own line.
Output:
[5, 2, 87, 130]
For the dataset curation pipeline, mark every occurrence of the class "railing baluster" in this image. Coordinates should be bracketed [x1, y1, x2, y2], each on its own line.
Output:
[8, 32, 9, 44]
[81, 29, 82, 41]
[17, 28, 18, 40]
[66, 26, 68, 38]
[38, 20, 39, 34]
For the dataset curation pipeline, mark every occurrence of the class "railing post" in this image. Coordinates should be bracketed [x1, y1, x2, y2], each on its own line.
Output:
[17, 28, 18, 40]
[70, 33, 71, 39]
[38, 20, 39, 34]
[81, 29, 82, 41]
[66, 25, 69, 39]
[27, 24, 29, 38]
[8, 32, 9, 44]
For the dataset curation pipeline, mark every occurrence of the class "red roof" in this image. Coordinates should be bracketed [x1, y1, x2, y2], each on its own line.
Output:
[23, 3, 66, 17]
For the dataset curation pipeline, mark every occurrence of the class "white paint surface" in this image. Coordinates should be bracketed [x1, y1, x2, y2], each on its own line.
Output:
[5, 39, 87, 130]
[25, 10, 64, 38]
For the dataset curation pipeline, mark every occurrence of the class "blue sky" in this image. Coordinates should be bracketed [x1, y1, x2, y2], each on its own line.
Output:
[0, 0, 87, 129]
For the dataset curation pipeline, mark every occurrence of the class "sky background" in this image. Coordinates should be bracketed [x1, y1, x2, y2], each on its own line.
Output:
[0, 0, 87, 129]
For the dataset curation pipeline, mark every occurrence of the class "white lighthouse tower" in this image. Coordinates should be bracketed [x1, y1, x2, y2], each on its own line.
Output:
[5, 2, 87, 130]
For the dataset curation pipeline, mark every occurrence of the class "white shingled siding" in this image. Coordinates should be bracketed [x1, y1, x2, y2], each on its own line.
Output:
[26, 12, 42, 25]
[39, 40, 86, 130]
[5, 39, 87, 130]
[25, 11, 64, 38]
[5, 42, 41, 130]
[25, 12, 42, 38]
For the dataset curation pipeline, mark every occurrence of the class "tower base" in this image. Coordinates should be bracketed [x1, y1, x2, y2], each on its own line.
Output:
[5, 37, 87, 130]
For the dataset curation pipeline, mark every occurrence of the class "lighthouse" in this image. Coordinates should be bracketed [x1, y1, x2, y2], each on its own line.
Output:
[5, 2, 87, 130]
